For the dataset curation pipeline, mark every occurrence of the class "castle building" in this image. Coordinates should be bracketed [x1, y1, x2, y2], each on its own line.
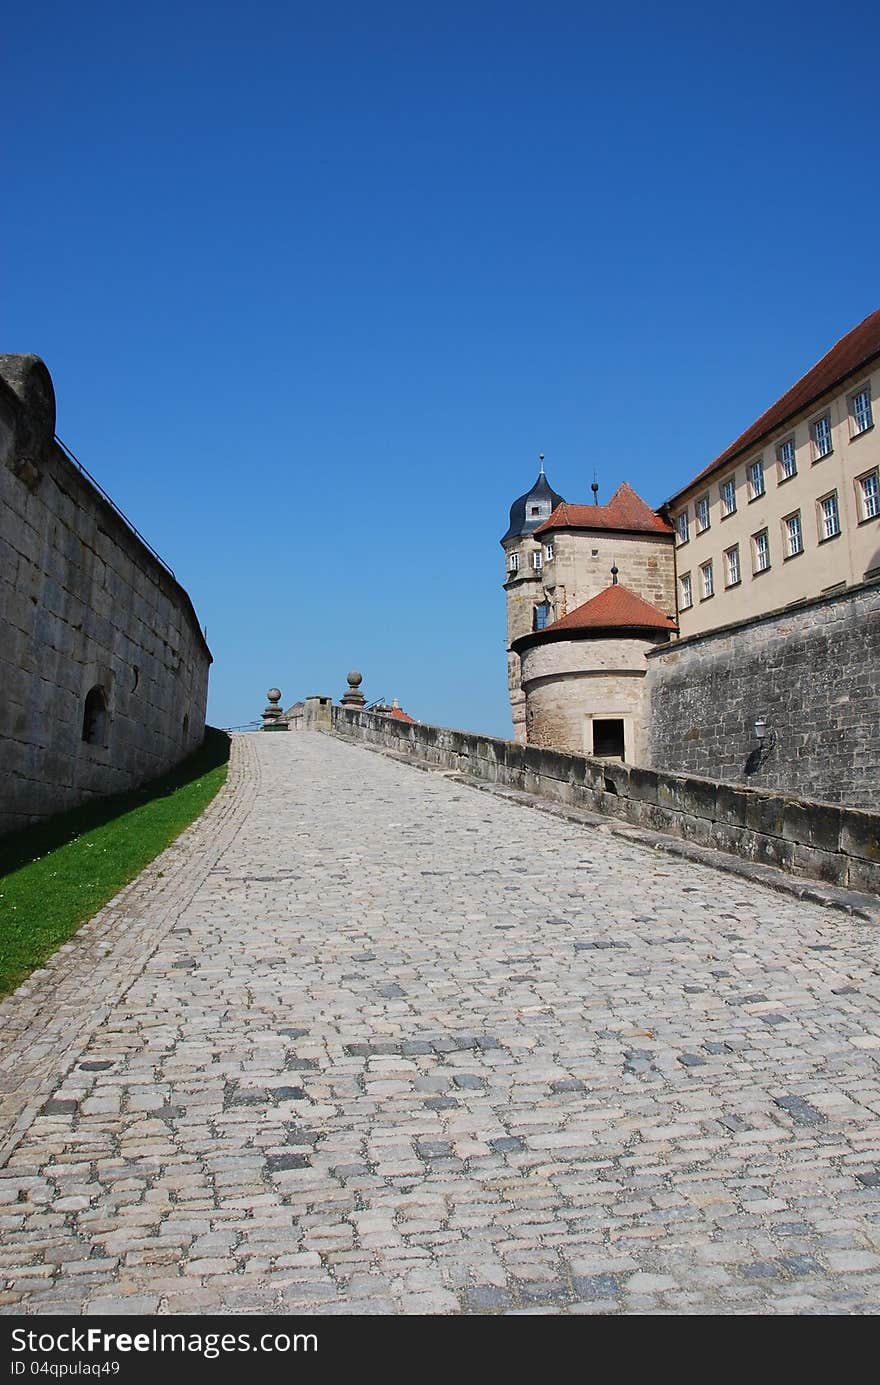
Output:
[502, 308, 880, 806]
[502, 475, 677, 758]
[666, 308, 880, 636]
[500, 464, 565, 742]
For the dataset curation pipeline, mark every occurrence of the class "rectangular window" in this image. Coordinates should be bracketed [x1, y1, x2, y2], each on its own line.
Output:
[531, 550, 542, 571]
[777, 437, 797, 480]
[679, 572, 692, 609]
[700, 560, 714, 599]
[544, 542, 555, 561]
[725, 545, 740, 586]
[508, 552, 519, 572]
[784, 511, 803, 557]
[850, 386, 873, 435]
[695, 494, 710, 532]
[720, 477, 737, 516]
[812, 414, 833, 459]
[533, 601, 551, 631]
[753, 529, 770, 573]
[858, 470, 879, 520]
[748, 457, 765, 499]
[819, 492, 841, 541]
[675, 511, 689, 545]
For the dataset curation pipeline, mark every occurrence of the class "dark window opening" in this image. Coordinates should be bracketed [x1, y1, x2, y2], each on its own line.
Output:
[530, 505, 540, 516]
[82, 686, 108, 746]
[592, 718, 625, 760]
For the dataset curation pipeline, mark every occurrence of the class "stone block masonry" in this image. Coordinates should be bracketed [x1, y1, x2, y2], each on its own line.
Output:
[645, 581, 880, 810]
[4, 729, 880, 1314]
[329, 706, 880, 898]
[0, 355, 211, 834]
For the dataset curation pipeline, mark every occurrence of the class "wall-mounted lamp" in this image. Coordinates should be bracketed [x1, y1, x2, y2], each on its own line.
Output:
[753, 716, 777, 763]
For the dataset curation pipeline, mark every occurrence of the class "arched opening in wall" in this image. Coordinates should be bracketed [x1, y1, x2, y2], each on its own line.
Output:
[82, 686, 108, 747]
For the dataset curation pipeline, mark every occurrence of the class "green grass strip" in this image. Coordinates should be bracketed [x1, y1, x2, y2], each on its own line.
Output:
[0, 728, 231, 998]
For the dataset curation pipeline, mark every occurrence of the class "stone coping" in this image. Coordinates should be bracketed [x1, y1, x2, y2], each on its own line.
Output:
[328, 708, 880, 898]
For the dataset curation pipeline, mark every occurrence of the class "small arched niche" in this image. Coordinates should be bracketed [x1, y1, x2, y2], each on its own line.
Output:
[82, 686, 108, 747]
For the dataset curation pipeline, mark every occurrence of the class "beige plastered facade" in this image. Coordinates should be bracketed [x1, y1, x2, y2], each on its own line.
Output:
[669, 359, 880, 638]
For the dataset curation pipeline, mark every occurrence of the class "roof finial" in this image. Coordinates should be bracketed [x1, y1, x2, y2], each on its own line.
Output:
[539, 453, 545, 476]
[611, 559, 619, 586]
[591, 468, 599, 506]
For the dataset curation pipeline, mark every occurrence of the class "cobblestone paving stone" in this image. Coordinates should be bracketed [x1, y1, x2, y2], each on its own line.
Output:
[1, 730, 880, 1315]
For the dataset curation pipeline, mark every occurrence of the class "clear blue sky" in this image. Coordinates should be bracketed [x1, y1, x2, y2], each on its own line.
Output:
[5, 2, 877, 736]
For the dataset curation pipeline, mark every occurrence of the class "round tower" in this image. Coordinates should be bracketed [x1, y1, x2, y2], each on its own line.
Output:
[501, 460, 565, 741]
[511, 578, 678, 761]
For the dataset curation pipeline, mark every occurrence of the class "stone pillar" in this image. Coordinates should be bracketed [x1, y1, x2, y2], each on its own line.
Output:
[261, 688, 287, 730]
[303, 696, 333, 732]
[340, 670, 366, 708]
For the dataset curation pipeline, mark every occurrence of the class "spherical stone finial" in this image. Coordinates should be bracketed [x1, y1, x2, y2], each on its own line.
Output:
[261, 686, 287, 730]
[341, 669, 366, 708]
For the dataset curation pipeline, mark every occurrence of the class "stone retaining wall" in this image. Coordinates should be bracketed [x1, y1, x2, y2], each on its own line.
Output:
[0, 355, 212, 834]
[645, 581, 880, 809]
[329, 706, 880, 896]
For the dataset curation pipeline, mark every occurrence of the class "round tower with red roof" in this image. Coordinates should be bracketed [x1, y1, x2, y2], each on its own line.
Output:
[502, 473, 677, 758]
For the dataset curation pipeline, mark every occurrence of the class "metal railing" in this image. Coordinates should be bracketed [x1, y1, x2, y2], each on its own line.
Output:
[54, 434, 176, 579]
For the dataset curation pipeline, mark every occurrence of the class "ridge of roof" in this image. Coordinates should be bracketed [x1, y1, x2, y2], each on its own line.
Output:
[667, 307, 880, 504]
[535, 481, 673, 536]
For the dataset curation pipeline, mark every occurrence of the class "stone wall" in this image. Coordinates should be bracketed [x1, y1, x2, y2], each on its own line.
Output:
[548, 529, 675, 621]
[518, 632, 667, 760]
[645, 581, 880, 809]
[0, 355, 212, 834]
[325, 705, 880, 896]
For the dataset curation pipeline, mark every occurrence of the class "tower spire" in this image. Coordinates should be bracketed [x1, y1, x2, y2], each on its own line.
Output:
[591, 468, 599, 506]
[539, 453, 545, 477]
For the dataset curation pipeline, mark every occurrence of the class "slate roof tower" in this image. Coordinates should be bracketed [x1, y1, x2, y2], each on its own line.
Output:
[501, 461, 566, 742]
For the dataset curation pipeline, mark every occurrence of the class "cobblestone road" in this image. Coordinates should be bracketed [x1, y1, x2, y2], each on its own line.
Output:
[2, 731, 880, 1315]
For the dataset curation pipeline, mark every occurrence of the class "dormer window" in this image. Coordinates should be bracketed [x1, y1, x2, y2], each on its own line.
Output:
[530, 505, 541, 517]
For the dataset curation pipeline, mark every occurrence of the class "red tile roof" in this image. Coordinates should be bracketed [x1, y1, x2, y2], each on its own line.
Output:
[389, 706, 415, 723]
[668, 307, 880, 504]
[535, 482, 673, 536]
[544, 583, 677, 634]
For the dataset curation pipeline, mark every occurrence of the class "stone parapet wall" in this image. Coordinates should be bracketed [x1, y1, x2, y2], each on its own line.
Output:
[327, 705, 880, 896]
[0, 356, 211, 834]
[645, 581, 880, 809]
